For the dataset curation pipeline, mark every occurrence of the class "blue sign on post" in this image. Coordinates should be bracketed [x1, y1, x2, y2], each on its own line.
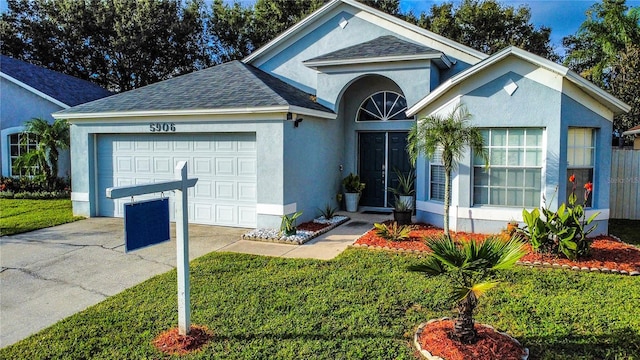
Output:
[124, 198, 170, 252]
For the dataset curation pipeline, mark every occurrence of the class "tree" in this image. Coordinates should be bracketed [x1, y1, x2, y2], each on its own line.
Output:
[13, 118, 70, 186]
[410, 235, 527, 344]
[407, 104, 488, 237]
[409, 0, 557, 60]
[208, 0, 324, 62]
[563, 0, 640, 131]
[609, 44, 640, 132]
[0, 0, 210, 91]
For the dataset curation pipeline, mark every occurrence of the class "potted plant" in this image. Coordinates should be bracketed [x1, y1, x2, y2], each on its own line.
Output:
[342, 173, 365, 212]
[387, 168, 416, 210]
[280, 211, 302, 236]
[392, 196, 412, 225]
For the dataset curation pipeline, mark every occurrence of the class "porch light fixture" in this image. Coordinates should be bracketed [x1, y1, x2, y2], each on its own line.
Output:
[287, 112, 303, 127]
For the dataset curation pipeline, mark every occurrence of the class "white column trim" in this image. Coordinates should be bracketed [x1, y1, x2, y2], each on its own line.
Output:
[256, 203, 297, 216]
[70, 192, 90, 202]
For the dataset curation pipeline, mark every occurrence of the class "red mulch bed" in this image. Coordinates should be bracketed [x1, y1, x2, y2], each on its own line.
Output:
[354, 223, 640, 273]
[417, 319, 526, 360]
[297, 221, 332, 232]
[152, 325, 212, 355]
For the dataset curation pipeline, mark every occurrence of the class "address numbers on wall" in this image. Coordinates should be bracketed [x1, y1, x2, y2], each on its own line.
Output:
[149, 123, 176, 132]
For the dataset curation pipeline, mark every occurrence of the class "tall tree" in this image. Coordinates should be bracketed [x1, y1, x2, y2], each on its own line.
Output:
[410, 0, 557, 60]
[407, 104, 488, 237]
[563, 0, 640, 131]
[209, 0, 325, 62]
[1, 0, 210, 92]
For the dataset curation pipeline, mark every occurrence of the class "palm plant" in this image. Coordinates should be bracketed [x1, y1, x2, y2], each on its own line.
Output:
[407, 104, 488, 237]
[13, 118, 69, 186]
[411, 235, 527, 344]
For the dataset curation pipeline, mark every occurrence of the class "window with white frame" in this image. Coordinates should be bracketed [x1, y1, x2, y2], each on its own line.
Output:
[9, 133, 38, 176]
[430, 147, 446, 202]
[473, 128, 543, 207]
[567, 128, 595, 207]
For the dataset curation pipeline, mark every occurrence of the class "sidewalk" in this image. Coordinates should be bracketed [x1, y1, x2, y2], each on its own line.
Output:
[0, 212, 390, 347]
[219, 211, 391, 260]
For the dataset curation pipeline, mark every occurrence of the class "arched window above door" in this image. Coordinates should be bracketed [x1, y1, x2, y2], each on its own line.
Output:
[357, 91, 410, 121]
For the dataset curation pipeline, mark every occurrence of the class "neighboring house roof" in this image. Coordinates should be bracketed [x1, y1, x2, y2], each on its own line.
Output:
[55, 61, 335, 119]
[407, 46, 631, 117]
[0, 55, 112, 108]
[622, 125, 640, 136]
[243, 0, 487, 66]
[303, 35, 451, 68]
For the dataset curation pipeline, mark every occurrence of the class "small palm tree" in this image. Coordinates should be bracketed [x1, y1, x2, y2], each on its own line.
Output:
[13, 118, 70, 186]
[407, 104, 488, 237]
[411, 235, 526, 344]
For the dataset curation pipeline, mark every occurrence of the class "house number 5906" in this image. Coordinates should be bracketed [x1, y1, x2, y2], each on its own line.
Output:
[150, 123, 176, 132]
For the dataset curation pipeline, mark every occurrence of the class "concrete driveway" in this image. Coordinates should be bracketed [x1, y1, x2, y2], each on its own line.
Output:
[0, 213, 384, 347]
[0, 218, 248, 347]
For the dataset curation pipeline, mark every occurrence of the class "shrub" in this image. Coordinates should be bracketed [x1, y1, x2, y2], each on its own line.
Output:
[318, 204, 337, 219]
[519, 175, 599, 260]
[280, 211, 302, 236]
[374, 222, 413, 241]
[1, 176, 69, 193]
[0, 176, 70, 199]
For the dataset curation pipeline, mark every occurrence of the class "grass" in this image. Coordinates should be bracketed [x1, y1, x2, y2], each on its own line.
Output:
[1, 249, 638, 359]
[609, 219, 640, 246]
[0, 199, 83, 236]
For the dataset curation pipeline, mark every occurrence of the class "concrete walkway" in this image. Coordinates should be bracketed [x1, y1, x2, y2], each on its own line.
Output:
[0, 212, 391, 347]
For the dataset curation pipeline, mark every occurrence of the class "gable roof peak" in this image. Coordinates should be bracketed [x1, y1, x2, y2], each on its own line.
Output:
[243, 0, 487, 66]
[407, 46, 630, 117]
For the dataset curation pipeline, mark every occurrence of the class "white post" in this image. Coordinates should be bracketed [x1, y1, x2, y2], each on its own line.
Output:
[175, 161, 191, 335]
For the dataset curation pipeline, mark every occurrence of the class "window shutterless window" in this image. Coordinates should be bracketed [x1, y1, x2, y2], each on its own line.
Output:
[357, 91, 410, 121]
[567, 128, 595, 207]
[9, 133, 38, 176]
[473, 128, 543, 207]
[429, 147, 447, 202]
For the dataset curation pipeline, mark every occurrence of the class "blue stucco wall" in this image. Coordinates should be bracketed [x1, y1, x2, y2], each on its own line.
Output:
[414, 64, 613, 235]
[1, 79, 69, 177]
[283, 115, 344, 224]
[258, 10, 409, 96]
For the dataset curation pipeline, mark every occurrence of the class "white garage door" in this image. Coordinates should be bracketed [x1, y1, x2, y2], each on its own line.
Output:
[97, 133, 257, 227]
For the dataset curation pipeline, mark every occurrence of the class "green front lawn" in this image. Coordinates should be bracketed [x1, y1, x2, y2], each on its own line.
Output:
[609, 219, 640, 246]
[0, 199, 83, 236]
[2, 249, 638, 359]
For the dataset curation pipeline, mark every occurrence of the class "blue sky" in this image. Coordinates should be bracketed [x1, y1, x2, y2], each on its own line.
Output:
[401, 0, 639, 53]
[1, 0, 638, 55]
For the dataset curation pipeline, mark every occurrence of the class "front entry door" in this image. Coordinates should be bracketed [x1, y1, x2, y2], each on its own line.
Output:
[359, 132, 411, 208]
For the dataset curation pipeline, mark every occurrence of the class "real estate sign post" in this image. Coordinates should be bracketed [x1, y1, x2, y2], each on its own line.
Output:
[106, 161, 198, 335]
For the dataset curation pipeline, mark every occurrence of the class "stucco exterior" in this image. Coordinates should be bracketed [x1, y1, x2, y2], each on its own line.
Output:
[54, 0, 628, 233]
[0, 78, 70, 177]
[1, 56, 111, 178]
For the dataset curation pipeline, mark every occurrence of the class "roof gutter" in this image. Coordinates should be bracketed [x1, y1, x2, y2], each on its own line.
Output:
[53, 105, 336, 121]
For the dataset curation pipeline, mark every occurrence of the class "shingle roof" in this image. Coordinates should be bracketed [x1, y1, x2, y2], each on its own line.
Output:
[304, 35, 441, 63]
[0, 55, 112, 107]
[57, 61, 332, 115]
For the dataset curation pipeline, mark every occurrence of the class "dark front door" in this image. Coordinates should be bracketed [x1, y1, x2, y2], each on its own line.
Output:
[359, 132, 411, 208]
